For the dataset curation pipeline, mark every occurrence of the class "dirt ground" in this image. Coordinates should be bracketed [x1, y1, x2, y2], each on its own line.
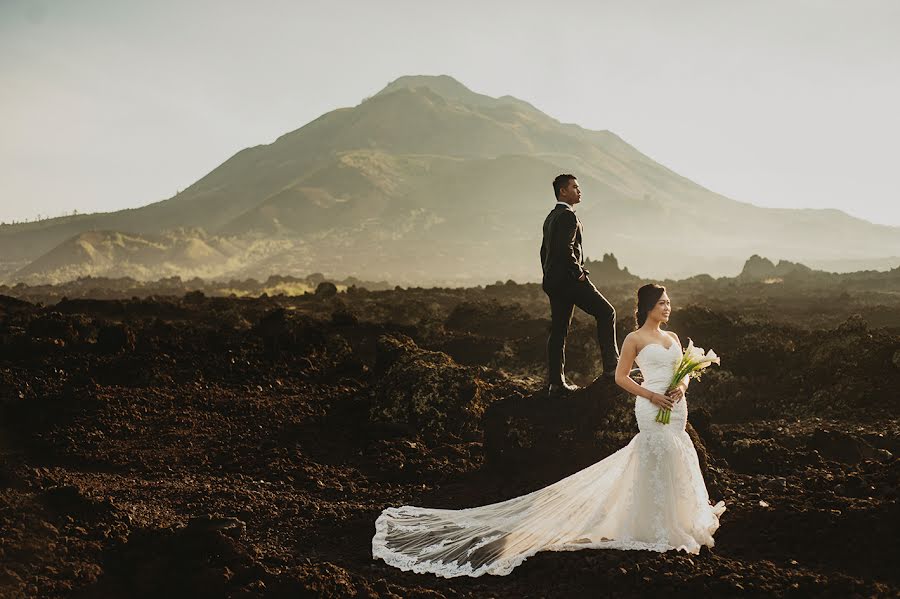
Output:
[0, 279, 897, 598]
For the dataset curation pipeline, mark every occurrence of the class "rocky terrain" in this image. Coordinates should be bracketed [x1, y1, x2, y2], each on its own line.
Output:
[1, 274, 898, 598]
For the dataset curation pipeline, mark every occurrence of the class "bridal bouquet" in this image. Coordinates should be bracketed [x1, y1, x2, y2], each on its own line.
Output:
[656, 339, 721, 424]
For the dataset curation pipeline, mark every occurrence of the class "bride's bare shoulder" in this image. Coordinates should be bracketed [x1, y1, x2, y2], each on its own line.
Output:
[622, 331, 646, 353]
[622, 331, 642, 351]
[665, 330, 681, 345]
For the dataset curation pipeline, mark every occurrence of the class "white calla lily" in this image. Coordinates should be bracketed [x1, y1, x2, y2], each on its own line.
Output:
[656, 338, 722, 424]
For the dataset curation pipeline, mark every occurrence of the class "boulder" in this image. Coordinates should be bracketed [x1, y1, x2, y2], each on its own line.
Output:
[370, 333, 514, 442]
[97, 323, 136, 353]
[809, 429, 877, 464]
[314, 281, 338, 298]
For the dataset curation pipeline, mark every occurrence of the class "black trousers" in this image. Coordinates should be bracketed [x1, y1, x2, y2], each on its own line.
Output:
[543, 276, 619, 385]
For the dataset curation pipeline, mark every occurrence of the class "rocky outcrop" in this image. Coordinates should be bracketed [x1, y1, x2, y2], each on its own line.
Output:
[738, 254, 814, 281]
[370, 333, 521, 442]
[483, 379, 720, 495]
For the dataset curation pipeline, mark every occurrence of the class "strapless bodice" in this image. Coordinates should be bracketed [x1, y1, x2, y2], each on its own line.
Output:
[634, 342, 686, 431]
[635, 342, 681, 393]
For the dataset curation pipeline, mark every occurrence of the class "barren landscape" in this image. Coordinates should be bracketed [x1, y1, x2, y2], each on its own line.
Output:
[6, 2, 900, 596]
[1, 263, 898, 598]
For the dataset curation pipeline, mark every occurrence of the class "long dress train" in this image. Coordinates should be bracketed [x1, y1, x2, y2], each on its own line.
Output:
[371, 342, 726, 578]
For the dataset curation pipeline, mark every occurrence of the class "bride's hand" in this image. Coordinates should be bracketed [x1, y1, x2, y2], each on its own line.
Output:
[666, 386, 686, 403]
[650, 392, 674, 410]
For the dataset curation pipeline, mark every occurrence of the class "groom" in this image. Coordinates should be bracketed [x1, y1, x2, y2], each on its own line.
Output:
[540, 174, 620, 399]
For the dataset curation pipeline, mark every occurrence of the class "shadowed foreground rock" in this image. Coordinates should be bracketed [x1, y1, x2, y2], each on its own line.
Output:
[483, 380, 720, 496]
[370, 333, 523, 442]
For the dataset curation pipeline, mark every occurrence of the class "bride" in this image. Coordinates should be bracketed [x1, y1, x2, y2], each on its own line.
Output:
[372, 284, 726, 578]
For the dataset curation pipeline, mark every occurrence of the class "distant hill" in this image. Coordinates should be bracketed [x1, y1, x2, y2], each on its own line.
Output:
[13, 229, 248, 282]
[3, 74, 899, 285]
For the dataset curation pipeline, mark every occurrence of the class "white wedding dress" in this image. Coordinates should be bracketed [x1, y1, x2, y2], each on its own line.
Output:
[371, 342, 726, 578]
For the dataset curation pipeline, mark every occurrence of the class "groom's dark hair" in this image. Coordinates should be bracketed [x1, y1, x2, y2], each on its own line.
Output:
[553, 174, 576, 200]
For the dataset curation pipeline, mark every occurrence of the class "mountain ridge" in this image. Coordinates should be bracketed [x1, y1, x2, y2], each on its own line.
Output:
[3, 74, 898, 284]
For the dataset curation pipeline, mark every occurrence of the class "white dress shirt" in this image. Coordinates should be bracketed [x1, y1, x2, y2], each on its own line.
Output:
[556, 200, 575, 211]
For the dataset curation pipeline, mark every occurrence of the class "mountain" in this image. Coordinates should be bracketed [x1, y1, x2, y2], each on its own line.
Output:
[2, 74, 899, 285]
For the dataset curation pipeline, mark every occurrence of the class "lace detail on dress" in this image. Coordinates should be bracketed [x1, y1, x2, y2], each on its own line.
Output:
[372, 341, 726, 578]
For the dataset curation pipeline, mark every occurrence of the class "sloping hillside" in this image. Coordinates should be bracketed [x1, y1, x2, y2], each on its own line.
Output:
[3, 75, 898, 284]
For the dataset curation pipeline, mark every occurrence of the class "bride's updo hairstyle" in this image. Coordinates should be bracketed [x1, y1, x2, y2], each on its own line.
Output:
[634, 283, 666, 329]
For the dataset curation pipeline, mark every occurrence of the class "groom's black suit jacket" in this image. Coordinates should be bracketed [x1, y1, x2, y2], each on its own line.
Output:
[540, 203, 589, 290]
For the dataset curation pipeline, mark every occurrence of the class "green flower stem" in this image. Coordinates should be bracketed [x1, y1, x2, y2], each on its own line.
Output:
[655, 406, 672, 424]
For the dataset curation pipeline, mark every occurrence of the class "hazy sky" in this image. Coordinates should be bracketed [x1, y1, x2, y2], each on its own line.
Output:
[2, 0, 899, 226]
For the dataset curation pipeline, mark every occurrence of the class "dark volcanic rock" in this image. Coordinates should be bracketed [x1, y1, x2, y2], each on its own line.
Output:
[809, 429, 877, 464]
[445, 299, 547, 340]
[315, 281, 338, 298]
[724, 437, 792, 474]
[26, 311, 78, 344]
[251, 307, 296, 352]
[432, 333, 505, 366]
[483, 379, 720, 495]
[88, 522, 258, 599]
[370, 333, 514, 442]
[0, 294, 33, 311]
[0, 282, 896, 598]
[97, 323, 136, 353]
[484, 381, 633, 471]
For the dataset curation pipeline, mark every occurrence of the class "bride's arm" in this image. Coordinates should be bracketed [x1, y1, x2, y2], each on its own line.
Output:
[615, 335, 674, 410]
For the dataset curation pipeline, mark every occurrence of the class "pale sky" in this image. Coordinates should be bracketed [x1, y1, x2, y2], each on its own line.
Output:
[2, 0, 899, 226]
